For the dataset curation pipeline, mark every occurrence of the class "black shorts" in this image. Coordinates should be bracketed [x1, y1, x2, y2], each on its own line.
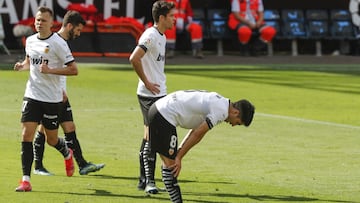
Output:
[21, 97, 61, 130]
[148, 104, 178, 160]
[137, 95, 164, 125]
[58, 99, 73, 123]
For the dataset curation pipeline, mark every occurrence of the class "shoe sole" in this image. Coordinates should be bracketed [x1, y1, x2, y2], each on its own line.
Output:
[15, 188, 32, 192]
[33, 170, 53, 176]
[145, 189, 159, 194]
[79, 164, 105, 175]
[145, 186, 159, 194]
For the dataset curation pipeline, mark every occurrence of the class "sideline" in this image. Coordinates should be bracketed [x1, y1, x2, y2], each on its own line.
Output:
[257, 112, 360, 130]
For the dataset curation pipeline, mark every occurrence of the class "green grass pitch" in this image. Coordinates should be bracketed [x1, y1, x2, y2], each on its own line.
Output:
[0, 62, 359, 203]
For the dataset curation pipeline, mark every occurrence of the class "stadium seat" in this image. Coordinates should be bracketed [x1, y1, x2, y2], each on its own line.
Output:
[281, 9, 307, 56]
[329, 9, 357, 55]
[329, 9, 357, 40]
[207, 9, 232, 56]
[305, 9, 329, 56]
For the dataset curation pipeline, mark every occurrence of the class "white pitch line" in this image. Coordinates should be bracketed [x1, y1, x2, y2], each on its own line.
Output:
[3, 108, 359, 130]
[257, 113, 360, 130]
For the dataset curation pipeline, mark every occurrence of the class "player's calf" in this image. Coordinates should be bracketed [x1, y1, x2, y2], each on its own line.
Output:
[162, 167, 182, 203]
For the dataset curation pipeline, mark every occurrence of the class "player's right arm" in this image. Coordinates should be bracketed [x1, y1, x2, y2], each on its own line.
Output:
[13, 56, 30, 71]
[129, 46, 160, 95]
[172, 121, 210, 177]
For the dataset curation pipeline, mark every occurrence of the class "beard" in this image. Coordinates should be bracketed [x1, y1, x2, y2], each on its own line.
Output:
[68, 29, 77, 40]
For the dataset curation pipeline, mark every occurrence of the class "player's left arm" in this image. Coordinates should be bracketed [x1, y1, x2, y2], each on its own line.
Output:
[172, 121, 210, 177]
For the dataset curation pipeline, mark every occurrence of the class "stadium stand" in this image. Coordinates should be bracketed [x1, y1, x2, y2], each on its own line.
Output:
[67, 23, 103, 57]
[0, 15, 11, 55]
[14, 7, 359, 57]
[179, 7, 359, 56]
[96, 21, 143, 57]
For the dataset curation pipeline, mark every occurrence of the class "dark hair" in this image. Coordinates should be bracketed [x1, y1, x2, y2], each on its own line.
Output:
[38, 6, 54, 18]
[152, 0, 175, 23]
[62, 10, 86, 27]
[233, 99, 255, 127]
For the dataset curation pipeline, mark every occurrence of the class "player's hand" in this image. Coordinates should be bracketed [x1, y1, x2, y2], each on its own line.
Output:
[13, 62, 23, 71]
[39, 58, 50, 73]
[145, 82, 160, 95]
[62, 91, 68, 102]
[170, 157, 182, 177]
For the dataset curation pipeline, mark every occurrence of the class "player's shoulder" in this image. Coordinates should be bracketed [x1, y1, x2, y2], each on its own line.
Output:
[51, 33, 66, 43]
[143, 27, 163, 38]
[50, 33, 70, 48]
[26, 33, 38, 42]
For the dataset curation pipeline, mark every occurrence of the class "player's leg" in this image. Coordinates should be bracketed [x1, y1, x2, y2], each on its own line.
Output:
[137, 95, 159, 192]
[142, 125, 158, 193]
[148, 104, 182, 201]
[16, 98, 42, 192]
[161, 157, 182, 203]
[43, 102, 74, 177]
[138, 132, 147, 190]
[45, 127, 74, 177]
[62, 121, 105, 175]
[60, 100, 105, 175]
[15, 122, 37, 192]
[33, 125, 53, 175]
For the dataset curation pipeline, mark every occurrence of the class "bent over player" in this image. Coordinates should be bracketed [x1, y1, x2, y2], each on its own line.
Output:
[147, 90, 255, 202]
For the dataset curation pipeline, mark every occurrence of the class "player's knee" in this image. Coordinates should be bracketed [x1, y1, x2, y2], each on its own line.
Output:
[61, 121, 76, 132]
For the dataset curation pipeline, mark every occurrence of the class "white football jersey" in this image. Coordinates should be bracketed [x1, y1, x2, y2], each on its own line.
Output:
[24, 33, 74, 102]
[136, 26, 167, 97]
[155, 90, 229, 129]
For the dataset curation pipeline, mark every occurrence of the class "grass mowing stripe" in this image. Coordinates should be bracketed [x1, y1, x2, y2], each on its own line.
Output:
[1, 62, 359, 202]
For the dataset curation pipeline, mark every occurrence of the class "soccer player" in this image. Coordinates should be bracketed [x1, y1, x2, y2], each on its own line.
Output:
[147, 90, 255, 202]
[13, 6, 77, 192]
[129, 0, 175, 194]
[32, 10, 105, 177]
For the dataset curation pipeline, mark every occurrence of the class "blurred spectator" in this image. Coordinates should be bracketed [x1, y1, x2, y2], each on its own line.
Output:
[228, 0, 276, 55]
[165, 0, 204, 59]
